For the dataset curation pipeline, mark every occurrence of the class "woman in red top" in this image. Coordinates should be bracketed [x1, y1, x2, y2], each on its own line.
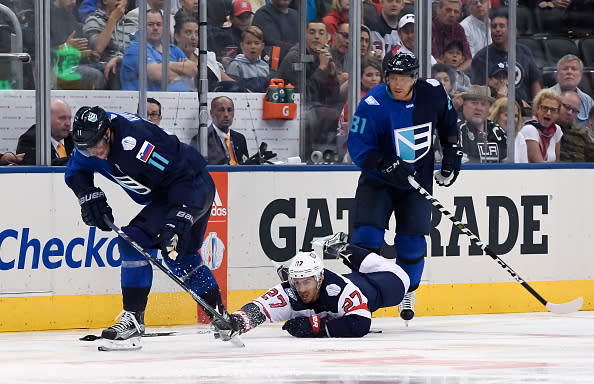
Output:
[323, 0, 349, 38]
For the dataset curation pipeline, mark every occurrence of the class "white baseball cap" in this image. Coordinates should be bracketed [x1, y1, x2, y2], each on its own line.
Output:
[398, 14, 415, 29]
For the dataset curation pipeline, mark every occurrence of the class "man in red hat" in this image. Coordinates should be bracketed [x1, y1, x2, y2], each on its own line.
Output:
[211, 0, 255, 64]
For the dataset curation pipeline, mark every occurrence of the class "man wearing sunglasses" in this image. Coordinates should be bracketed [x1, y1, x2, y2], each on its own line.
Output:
[64, 106, 234, 347]
[558, 91, 594, 162]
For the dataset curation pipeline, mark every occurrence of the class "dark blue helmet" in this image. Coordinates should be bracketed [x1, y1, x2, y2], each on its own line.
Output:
[384, 53, 419, 78]
[72, 106, 110, 153]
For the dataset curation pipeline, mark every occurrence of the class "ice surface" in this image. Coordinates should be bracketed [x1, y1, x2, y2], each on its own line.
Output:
[1, 312, 593, 383]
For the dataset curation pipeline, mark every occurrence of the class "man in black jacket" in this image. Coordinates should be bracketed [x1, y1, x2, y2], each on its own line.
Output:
[16, 98, 75, 166]
[190, 96, 249, 165]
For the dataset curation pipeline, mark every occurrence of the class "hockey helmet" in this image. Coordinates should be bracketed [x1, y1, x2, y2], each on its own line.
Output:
[384, 52, 419, 79]
[72, 106, 110, 155]
[289, 251, 324, 284]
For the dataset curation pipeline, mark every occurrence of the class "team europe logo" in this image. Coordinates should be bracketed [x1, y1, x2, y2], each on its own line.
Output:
[393, 122, 432, 163]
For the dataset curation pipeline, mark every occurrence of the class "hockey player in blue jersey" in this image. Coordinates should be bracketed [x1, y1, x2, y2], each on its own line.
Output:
[347, 53, 462, 323]
[65, 106, 233, 343]
[220, 233, 410, 338]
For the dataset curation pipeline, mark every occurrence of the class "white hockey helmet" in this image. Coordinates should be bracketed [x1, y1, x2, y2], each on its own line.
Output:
[288, 251, 324, 283]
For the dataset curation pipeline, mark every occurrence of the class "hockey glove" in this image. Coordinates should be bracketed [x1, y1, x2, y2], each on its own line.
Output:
[434, 146, 463, 187]
[381, 156, 416, 188]
[78, 187, 113, 231]
[282, 315, 327, 338]
[159, 207, 195, 260]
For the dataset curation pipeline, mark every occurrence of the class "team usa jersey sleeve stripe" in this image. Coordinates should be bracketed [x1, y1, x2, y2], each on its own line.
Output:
[252, 283, 296, 322]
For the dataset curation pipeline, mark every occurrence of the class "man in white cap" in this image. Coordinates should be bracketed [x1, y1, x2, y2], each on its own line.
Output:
[382, 14, 436, 71]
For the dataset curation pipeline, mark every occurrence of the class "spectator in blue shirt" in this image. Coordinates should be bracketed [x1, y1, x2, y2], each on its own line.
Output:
[120, 9, 197, 91]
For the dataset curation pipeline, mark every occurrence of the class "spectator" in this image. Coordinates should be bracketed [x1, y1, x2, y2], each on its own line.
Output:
[360, 25, 382, 60]
[120, 9, 197, 91]
[382, 14, 436, 68]
[173, 14, 234, 92]
[470, 9, 541, 113]
[277, 21, 342, 157]
[190, 96, 249, 165]
[127, 0, 176, 38]
[83, 0, 138, 88]
[83, 0, 137, 62]
[226, 26, 270, 92]
[0, 152, 24, 166]
[558, 91, 594, 162]
[211, 0, 255, 66]
[252, 0, 300, 62]
[458, 85, 507, 163]
[460, 0, 491, 57]
[549, 55, 594, 128]
[518, 89, 563, 163]
[360, 55, 383, 99]
[16, 99, 75, 166]
[146, 97, 163, 125]
[486, 61, 509, 100]
[175, 0, 199, 19]
[441, 40, 472, 92]
[488, 97, 521, 133]
[368, 0, 404, 55]
[329, 23, 350, 85]
[432, 0, 472, 72]
[323, 0, 349, 38]
[432, 63, 464, 109]
[278, 21, 339, 98]
[51, 0, 106, 90]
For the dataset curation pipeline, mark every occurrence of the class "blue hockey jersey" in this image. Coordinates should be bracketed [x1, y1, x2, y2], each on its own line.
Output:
[65, 112, 208, 208]
[347, 79, 459, 188]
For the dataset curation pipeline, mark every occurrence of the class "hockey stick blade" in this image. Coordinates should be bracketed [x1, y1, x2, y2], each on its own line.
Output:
[80, 332, 177, 341]
[103, 216, 245, 347]
[545, 296, 583, 314]
[406, 176, 583, 314]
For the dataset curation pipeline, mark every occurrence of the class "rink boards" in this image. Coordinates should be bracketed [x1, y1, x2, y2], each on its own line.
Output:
[0, 165, 592, 331]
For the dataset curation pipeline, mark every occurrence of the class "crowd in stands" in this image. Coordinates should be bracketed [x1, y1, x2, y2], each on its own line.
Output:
[1, 0, 594, 164]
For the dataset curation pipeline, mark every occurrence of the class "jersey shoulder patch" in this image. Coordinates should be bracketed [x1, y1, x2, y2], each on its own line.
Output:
[326, 284, 342, 297]
[121, 136, 137, 151]
[426, 78, 441, 87]
[364, 95, 380, 105]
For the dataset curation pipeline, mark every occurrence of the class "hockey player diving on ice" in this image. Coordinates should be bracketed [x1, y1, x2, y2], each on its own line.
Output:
[220, 233, 411, 338]
[65, 106, 236, 349]
[347, 53, 462, 324]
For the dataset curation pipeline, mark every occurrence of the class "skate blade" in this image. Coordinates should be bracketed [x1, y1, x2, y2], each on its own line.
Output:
[98, 337, 142, 351]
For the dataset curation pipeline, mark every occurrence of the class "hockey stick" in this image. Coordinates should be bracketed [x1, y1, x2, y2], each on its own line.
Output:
[407, 176, 583, 314]
[103, 216, 245, 347]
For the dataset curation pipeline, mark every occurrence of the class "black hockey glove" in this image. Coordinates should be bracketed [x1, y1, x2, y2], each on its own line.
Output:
[434, 146, 463, 187]
[159, 207, 195, 260]
[381, 156, 416, 188]
[282, 315, 327, 338]
[78, 187, 113, 231]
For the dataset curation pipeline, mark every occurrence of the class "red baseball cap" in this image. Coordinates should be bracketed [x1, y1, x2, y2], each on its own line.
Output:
[233, 0, 253, 17]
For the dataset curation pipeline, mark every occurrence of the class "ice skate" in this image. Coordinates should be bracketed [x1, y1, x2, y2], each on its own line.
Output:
[311, 232, 350, 260]
[399, 292, 416, 326]
[101, 310, 145, 340]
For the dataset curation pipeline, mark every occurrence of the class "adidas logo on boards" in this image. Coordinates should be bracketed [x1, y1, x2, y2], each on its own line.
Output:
[211, 189, 227, 217]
